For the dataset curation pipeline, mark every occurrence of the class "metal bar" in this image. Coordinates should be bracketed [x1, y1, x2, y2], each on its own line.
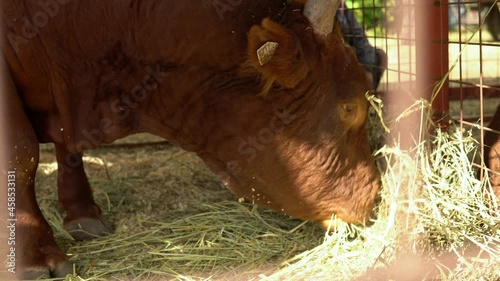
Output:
[458, 0, 465, 133]
[479, 0, 486, 179]
[415, 0, 450, 123]
[100, 141, 171, 150]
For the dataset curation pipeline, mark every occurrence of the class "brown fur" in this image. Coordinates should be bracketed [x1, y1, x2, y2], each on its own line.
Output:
[1, 0, 379, 278]
[484, 104, 500, 201]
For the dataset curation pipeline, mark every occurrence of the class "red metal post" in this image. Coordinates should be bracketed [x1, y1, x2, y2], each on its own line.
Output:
[415, 0, 449, 123]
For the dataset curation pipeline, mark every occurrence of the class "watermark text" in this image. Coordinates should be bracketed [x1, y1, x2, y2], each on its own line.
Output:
[6, 170, 16, 274]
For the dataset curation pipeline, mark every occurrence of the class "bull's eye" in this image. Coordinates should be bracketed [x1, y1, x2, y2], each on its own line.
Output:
[339, 101, 367, 130]
[342, 105, 355, 113]
[340, 103, 360, 127]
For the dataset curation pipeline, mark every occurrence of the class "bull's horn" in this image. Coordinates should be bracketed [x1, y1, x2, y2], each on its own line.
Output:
[303, 0, 340, 37]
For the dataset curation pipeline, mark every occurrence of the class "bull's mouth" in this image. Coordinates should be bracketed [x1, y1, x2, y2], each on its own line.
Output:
[316, 215, 376, 231]
[316, 217, 343, 231]
[315, 183, 381, 231]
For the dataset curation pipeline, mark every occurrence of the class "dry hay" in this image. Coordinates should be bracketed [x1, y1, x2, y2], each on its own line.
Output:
[36, 138, 325, 280]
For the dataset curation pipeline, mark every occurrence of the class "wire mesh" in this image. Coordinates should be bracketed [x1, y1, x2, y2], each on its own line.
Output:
[346, 0, 499, 178]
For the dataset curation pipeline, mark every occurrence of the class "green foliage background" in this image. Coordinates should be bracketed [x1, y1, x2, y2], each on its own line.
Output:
[344, 0, 395, 30]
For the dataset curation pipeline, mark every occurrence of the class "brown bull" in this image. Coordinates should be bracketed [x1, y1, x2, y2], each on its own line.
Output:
[484, 104, 500, 200]
[0, 0, 380, 278]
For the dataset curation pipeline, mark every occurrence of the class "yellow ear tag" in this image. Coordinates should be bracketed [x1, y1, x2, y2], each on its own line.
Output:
[257, 41, 279, 66]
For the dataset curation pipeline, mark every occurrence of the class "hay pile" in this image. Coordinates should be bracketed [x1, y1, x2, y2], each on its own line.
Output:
[34, 101, 500, 280]
[263, 124, 500, 280]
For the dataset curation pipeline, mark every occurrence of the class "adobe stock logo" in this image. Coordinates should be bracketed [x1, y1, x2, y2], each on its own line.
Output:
[216, 107, 297, 179]
[58, 64, 168, 178]
[7, 0, 71, 50]
[206, 0, 243, 21]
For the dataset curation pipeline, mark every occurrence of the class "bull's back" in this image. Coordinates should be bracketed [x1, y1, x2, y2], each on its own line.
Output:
[1, 0, 285, 144]
[3, 0, 284, 67]
[2, 0, 285, 96]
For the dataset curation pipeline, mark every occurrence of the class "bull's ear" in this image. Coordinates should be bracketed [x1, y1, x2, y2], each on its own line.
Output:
[247, 18, 309, 89]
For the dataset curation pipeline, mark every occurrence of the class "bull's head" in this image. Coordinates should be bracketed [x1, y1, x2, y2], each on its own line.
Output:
[204, 0, 380, 229]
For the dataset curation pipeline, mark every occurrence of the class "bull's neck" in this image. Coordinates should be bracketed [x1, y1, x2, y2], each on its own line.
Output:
[133, 66, 261, 152]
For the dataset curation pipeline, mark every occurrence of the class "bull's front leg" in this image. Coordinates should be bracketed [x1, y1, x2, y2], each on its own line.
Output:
[1, 62, 71, 279]
[55, 144, 113, 241]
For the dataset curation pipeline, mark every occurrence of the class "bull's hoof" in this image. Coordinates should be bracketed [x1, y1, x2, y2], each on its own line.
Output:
[65, 215, 114, 241]
[23, 268, 49, 280]
[23, 260, 73, 280]
[52, 261, 74, 279]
